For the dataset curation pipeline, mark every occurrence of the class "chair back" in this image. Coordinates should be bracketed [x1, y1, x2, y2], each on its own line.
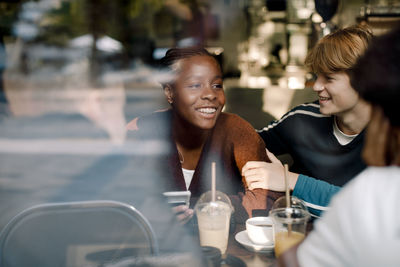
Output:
[0, 200, 159, 267]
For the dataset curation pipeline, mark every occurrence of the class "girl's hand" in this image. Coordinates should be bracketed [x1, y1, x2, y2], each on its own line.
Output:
[172, 205, 194, 225]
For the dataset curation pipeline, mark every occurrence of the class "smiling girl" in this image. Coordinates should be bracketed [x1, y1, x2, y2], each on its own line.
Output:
[128, 47, 274, 223]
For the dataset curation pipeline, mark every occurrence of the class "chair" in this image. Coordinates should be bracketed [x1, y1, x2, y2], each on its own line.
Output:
[0, 200, 159, 267]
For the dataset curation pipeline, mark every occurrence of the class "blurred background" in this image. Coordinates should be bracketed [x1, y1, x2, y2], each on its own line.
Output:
[1, 0, 399, 131]
[0, 0, 399, 250]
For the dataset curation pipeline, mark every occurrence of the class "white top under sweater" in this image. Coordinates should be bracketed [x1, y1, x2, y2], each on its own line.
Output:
[182, 168, 195, 190]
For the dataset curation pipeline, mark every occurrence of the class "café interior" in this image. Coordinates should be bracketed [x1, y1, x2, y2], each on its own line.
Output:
[0, 0, 399, 266]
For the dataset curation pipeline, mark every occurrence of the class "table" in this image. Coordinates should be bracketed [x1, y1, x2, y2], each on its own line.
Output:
[225, 219, 315, 266]
[225, 224, 276, 267]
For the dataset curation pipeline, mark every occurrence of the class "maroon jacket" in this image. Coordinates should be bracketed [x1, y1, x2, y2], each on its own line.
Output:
[127, 110, 282, 222]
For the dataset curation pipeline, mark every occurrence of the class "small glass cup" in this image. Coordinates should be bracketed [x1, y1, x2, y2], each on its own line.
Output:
[194, 191, 233, 255]
[269, 196, 310, 258]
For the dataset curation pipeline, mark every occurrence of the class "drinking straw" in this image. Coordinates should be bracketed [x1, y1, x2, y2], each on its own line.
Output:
[284, 163, 292, 235]
[211, 161, 216, 202]
[284, 164, 290, 209]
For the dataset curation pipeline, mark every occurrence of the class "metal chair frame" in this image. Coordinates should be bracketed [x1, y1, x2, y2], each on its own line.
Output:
[0, 200, 159, 267]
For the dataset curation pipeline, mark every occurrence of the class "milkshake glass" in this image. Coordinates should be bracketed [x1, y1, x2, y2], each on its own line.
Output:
[194, 191, 233, 254]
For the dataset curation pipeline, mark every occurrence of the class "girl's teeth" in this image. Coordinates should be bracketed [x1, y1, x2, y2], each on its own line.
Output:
[199, 108, 216, 114]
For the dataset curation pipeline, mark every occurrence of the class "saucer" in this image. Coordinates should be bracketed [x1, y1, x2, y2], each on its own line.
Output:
[235, 230, 274, 253]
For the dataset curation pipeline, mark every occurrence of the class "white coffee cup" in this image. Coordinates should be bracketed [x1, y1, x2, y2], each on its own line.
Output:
[246, 216, 274, 245]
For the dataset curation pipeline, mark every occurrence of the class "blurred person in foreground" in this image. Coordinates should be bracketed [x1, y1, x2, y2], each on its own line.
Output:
[242, 25, 373, 216]
[278, 26, 400, 267]
[127, 47, 278, 224]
